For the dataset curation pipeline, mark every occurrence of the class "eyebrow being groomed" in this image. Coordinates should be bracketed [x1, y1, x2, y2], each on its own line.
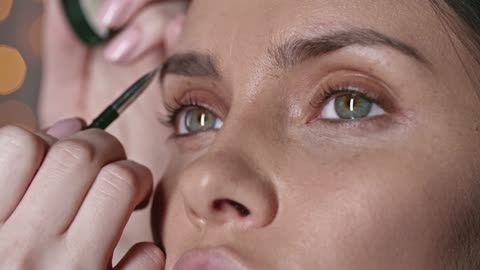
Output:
[160, 52, 221, 82]
[159, 27, 431, 82]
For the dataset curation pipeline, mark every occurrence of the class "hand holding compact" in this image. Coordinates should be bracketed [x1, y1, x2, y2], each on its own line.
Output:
[96, 0, 188, 63]
[0, 120, 163, 270]
[40, 0, 187, 125]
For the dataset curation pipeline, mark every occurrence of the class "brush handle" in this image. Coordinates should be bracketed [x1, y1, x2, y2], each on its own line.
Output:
[85, 106, 119, 130]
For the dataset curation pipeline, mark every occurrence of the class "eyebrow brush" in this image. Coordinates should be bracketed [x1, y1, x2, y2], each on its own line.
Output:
[85, 66, 161, 130]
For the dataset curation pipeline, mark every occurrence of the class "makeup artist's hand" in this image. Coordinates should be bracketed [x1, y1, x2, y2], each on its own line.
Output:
[0, 120, 165, 270]
[39, 0, 186, 261]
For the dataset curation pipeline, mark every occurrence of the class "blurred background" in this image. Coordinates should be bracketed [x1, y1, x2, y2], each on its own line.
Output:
[0, 0, 43, 130]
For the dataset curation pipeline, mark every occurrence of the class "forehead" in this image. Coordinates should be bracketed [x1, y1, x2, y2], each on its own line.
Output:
[172, 0, 472, 104]
[178, 0, 447, 64]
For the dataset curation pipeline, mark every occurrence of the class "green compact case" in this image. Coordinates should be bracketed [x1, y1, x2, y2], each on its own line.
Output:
[62, 0, 117, 46]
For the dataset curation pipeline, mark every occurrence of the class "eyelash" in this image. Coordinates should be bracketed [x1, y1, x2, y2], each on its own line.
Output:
[161, 81, 387, 132]
[163, 95, 201, 128]
[310, 83, 381, 111]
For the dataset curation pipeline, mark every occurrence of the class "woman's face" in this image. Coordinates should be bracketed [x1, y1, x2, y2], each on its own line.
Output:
[152, 0, 480, 269]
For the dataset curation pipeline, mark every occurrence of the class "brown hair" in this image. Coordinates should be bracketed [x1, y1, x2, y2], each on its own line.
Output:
[430, 2, 480, 269]
[431, 1, 480, 90]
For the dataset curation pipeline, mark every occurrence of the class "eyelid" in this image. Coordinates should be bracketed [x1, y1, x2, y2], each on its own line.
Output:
[304, 72, 401, 125]
[312, 87, 378, 109]
[164, 89, 228, 120]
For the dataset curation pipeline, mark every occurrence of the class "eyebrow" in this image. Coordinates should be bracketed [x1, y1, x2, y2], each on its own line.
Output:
[270, 28, 429, 69]
[160, 52, 220, 81]
[160, 28, 429, 81]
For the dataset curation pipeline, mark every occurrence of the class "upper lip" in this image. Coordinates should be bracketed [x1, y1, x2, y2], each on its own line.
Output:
[172, 248, 249, 270]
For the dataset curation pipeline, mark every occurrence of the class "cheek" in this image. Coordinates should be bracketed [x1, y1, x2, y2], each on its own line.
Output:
[153, 180, 198, 270]
[151, 131, 479, 269]
[274, 150, 467, 269]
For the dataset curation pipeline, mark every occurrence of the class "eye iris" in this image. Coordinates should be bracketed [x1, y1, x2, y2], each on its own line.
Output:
[185, 109, 216, 132]
[334, 93, 373, 119]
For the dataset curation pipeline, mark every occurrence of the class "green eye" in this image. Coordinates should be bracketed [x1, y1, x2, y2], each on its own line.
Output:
[322, 92, 385, 120]
[177, 108, 223, 135]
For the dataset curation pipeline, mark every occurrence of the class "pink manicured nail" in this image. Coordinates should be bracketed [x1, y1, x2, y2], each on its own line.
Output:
[46, 118, 85, 139]
[98, 0, 128, 28]
[104, 27, 141, 63]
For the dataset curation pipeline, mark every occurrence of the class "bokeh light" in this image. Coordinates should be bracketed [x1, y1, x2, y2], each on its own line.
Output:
[0, 45, 27, 95]
[0, 0, 12, 22]
[0, 100, 36, 130]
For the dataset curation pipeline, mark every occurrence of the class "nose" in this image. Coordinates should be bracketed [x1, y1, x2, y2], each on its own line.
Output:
[179, 152, 278, 229]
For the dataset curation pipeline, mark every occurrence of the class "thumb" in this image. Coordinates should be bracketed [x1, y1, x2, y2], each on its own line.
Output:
[45, 118, 86, 139]
[114, 243, 166, 270]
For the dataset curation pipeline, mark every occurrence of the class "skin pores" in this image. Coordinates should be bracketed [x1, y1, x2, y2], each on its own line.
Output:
[152, 0, 480, 269]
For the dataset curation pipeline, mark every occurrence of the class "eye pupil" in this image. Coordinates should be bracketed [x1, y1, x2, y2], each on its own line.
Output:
[185, 109, 216, 132]
[334, 93, 373, 119]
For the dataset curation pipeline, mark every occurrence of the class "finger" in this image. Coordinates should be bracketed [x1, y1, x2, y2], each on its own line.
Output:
[98, 0, 151, 29]
[9, 129, 126, 234]
[34, 131, 58, 147]
[35, 118, 81, 148]
[104, 2, 187, 63]
[98, 0, 188, 29]
[0, 119, 72, 223]
[38, 118, 84, 145]
[66, 160, 153, 261]
[45, 118, 86, 139]
[114, 243, 165, 270]
[165, 15, 186, 56]
[0, 126, 48, 224]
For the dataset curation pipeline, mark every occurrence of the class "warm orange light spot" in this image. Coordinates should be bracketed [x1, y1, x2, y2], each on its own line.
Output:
[0, 45, 27, 95]
[0, 100, 37, 130]
[0, 0, 12, 22]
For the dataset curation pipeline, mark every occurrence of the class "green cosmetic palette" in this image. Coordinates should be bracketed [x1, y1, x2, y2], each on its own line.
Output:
[62, 0, 117, 46]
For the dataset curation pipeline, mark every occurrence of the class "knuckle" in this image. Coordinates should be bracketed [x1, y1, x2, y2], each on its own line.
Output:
[0, 125, 45, 155]
[98, 163, 140, 200]
[81, 129, 126, 157]
[61, 238, 92, 270]
[49, 139, 96, 166]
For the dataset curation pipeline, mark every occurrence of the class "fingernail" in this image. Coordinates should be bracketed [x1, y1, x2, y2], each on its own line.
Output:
[46, 118, 85, 139]
[104, 27, 141, 63]
[98, 0, 127, 28]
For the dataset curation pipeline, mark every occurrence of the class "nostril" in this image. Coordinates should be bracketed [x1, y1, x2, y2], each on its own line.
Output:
[213, 199, 251, 217]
